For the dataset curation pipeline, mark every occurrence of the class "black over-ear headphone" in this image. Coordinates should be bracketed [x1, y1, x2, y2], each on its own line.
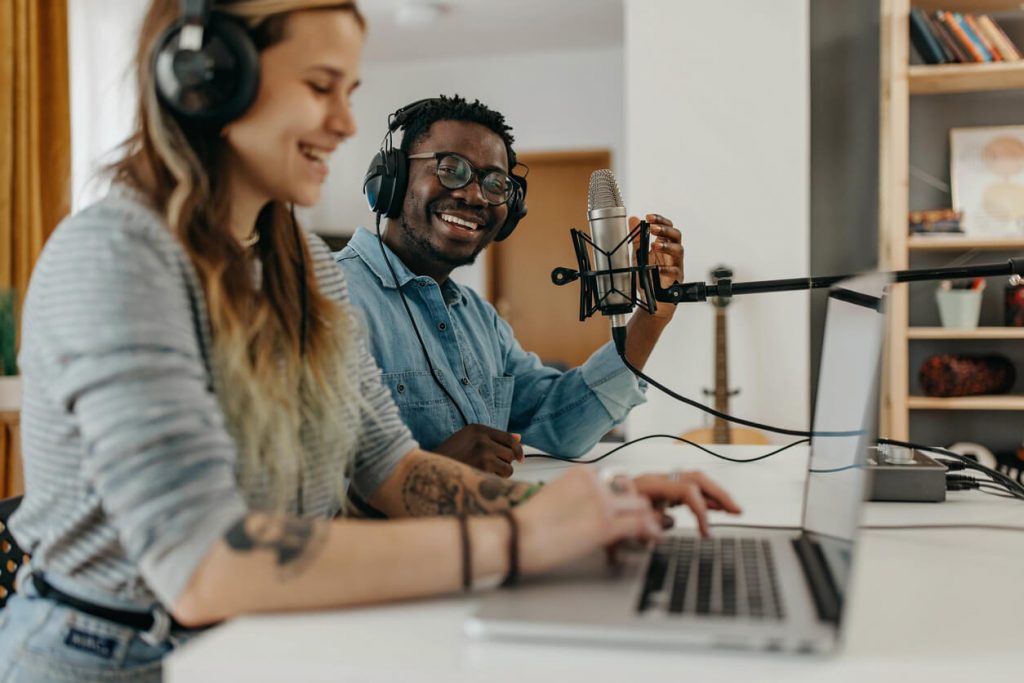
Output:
[152, 0, 260, 126]
[363, 98, 528, 242]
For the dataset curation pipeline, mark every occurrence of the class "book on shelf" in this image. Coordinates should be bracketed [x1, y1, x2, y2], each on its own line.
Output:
[910, 8, 947, 64]
[908, 208, 963, 234]
[929, 11, 970, 63]
[979, 14, 1023, 61]
[964, 14, 1001, 61]
[954, 12, 994, 62]
[910, 8, 1022, 64]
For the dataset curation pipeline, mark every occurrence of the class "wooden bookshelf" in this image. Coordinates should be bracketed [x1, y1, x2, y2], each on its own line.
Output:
[912, 1, 1024, 12]
[908, 235, 1024, 250]
[908, 394, 1024, 409]
[909, 62, 1024, 94]
[879, 0, 1024, 441]
[908, 326, 1024, 338]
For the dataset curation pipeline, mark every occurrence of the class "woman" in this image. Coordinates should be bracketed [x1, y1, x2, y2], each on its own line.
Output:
[0, 1, 740, 680]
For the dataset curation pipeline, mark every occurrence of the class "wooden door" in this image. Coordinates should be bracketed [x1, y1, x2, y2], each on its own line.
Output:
[488, 150, 613, 368]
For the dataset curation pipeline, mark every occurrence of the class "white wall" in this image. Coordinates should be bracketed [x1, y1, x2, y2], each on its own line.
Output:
[297, 47, 625, 293]
[68, 0, 147, 210]
[623, 0, 810, 440]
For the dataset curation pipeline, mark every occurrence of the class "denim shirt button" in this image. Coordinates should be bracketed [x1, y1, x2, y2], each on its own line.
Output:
[396, 383, 405, 393]
[461, 377, 470, 385]
[438, 322, 447, 331]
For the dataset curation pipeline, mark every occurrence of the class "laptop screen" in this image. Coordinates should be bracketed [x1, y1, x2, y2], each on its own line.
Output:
[800, 272, 889, 586]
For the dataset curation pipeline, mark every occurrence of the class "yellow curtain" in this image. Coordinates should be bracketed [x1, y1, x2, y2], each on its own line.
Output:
[0, 0, 71, 325]
[1, 0, 69, 496]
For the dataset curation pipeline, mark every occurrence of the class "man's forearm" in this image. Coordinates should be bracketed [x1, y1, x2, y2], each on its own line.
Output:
[369, 449, 535, 517]
[623, 310, 671, 370]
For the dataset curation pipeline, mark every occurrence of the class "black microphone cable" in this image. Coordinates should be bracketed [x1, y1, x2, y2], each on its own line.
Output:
[613, 345, 860, 439]
[524, 431, 1024, 502]
[374, 213, 470, 427]
[525, 433, 810, 465]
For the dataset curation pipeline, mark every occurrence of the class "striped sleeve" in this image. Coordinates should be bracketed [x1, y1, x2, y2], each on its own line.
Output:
[22, 200, 248, 607]
[306, 235, 417, 498]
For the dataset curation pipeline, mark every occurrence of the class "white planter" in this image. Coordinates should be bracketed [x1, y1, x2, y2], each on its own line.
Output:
[0, 375, 22, 412]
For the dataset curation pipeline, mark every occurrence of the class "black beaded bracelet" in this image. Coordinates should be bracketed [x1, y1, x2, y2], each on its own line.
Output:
[498, 509, 519, 588]
[457, 513, 471, 592]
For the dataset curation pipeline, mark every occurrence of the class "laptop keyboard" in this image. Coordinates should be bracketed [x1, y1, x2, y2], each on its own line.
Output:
[637, 537, 784, 620]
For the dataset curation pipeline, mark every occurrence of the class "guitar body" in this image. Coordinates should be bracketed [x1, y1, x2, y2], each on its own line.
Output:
[680, 426, 769, 446]
[681, 265, 769, 446]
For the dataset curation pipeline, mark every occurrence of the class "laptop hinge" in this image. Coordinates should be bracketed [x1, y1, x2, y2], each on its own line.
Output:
[791, 535, 841, 624]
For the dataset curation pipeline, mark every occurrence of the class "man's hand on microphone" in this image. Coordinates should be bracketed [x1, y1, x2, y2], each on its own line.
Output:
[632, 213, 684, 322]
[432, 424, 525, 478]
[622, 213, 683, 369]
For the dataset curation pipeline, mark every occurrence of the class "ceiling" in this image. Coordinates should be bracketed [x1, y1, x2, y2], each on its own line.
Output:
[358, 0, 624, 63]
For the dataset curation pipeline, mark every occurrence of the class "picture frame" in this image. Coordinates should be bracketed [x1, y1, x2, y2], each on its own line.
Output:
[950, 124, 1024, 237]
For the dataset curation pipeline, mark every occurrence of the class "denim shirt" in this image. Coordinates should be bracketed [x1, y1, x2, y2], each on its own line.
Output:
[336, 227, 646, 458]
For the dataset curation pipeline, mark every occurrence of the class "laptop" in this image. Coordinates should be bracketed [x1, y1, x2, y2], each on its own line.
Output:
[466, 272, 889, 654]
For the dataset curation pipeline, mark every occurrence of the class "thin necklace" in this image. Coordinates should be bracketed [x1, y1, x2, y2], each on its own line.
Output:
[239, 230, 259, 249]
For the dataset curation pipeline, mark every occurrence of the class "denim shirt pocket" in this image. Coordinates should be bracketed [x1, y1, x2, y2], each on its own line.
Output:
[489, 375, 515, 430]
[383, 370, 462, 450]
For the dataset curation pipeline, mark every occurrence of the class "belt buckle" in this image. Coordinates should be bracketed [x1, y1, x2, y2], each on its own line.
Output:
[140, 608, 171, 646]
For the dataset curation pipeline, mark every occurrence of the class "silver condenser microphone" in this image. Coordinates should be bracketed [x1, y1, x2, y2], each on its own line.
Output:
[587, 169, 634, 337]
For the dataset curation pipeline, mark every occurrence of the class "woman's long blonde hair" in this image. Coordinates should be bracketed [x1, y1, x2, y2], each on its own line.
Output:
[112, 0, 367, 510]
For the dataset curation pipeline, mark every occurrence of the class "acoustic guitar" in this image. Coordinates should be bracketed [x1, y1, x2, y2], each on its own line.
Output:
[681, 266, 769, 445]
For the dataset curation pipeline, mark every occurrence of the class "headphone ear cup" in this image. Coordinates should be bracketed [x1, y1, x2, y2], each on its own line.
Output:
[364, 148, 408, 218]
[494, 176, 527, 242]
[152, 16, 259, 126]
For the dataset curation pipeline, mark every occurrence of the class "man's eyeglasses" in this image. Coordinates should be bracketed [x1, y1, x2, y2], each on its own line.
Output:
[407, 151, 516, 206]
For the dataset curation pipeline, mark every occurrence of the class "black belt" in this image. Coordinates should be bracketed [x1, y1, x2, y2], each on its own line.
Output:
[32, 573, 187, 633]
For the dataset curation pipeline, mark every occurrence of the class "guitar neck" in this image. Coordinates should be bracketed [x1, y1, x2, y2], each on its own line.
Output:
[712, 308, 731, 444]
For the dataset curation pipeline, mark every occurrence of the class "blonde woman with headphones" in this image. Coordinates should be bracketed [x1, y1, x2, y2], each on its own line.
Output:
[0, 2, 739, 680]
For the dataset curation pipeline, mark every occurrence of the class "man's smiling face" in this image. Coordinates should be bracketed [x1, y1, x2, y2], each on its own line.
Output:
[395, 119, 511, 274]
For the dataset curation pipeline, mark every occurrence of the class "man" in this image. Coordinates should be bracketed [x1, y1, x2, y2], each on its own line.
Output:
[337, 95, 683, 476]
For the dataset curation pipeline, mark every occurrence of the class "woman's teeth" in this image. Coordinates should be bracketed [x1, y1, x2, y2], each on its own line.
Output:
[440, 213, 479, 230]
[300, 143, 328, 163]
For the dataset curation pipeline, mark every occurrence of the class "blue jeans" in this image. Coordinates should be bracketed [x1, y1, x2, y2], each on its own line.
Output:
[0, 574, 189, 682]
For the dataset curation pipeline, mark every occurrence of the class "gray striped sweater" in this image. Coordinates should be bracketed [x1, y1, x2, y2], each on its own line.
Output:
[12, 189, 416, 609]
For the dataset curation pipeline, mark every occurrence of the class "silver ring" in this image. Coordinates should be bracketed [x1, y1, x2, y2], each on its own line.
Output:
[600, 467, 632, 495]
[668, 470, 682, 483]
[608, 473, 632, 495]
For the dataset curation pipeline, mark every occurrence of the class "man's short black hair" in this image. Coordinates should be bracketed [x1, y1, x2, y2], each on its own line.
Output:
[398, 95, 518, 168]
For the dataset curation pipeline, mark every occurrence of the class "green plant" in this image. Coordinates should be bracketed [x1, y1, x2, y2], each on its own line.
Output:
[0, 288, 16, 376]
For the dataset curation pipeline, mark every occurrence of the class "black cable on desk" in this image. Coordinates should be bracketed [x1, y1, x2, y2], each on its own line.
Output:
[524, 434, 809, 466]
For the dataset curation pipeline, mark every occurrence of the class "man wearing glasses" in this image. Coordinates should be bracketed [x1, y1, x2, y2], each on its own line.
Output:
[336, 95, 682, 477]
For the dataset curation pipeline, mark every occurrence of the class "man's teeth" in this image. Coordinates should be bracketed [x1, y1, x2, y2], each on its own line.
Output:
[300, 144, 329, 163]
[440, 213, 479, 230]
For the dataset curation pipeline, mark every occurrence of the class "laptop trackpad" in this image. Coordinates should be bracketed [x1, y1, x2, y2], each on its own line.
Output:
[472, 545, 647, 628]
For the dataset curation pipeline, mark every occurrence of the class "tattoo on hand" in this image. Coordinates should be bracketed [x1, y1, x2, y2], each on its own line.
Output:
[225, 514, 327, 580]
[479, 475, 518, 502]
[401, 460, 521, 516]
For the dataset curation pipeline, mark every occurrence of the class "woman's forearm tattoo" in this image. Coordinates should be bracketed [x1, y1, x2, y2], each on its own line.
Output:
[401, 460, 524, 516]
[225, 514, 328, 580]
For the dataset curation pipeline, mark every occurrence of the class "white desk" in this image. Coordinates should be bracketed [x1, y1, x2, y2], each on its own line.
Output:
[166, 443, 1024, 682]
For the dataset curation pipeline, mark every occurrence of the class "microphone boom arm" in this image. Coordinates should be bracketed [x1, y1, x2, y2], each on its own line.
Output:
[552, 220, 1024, 315]
[659, 259, 1024, 303]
